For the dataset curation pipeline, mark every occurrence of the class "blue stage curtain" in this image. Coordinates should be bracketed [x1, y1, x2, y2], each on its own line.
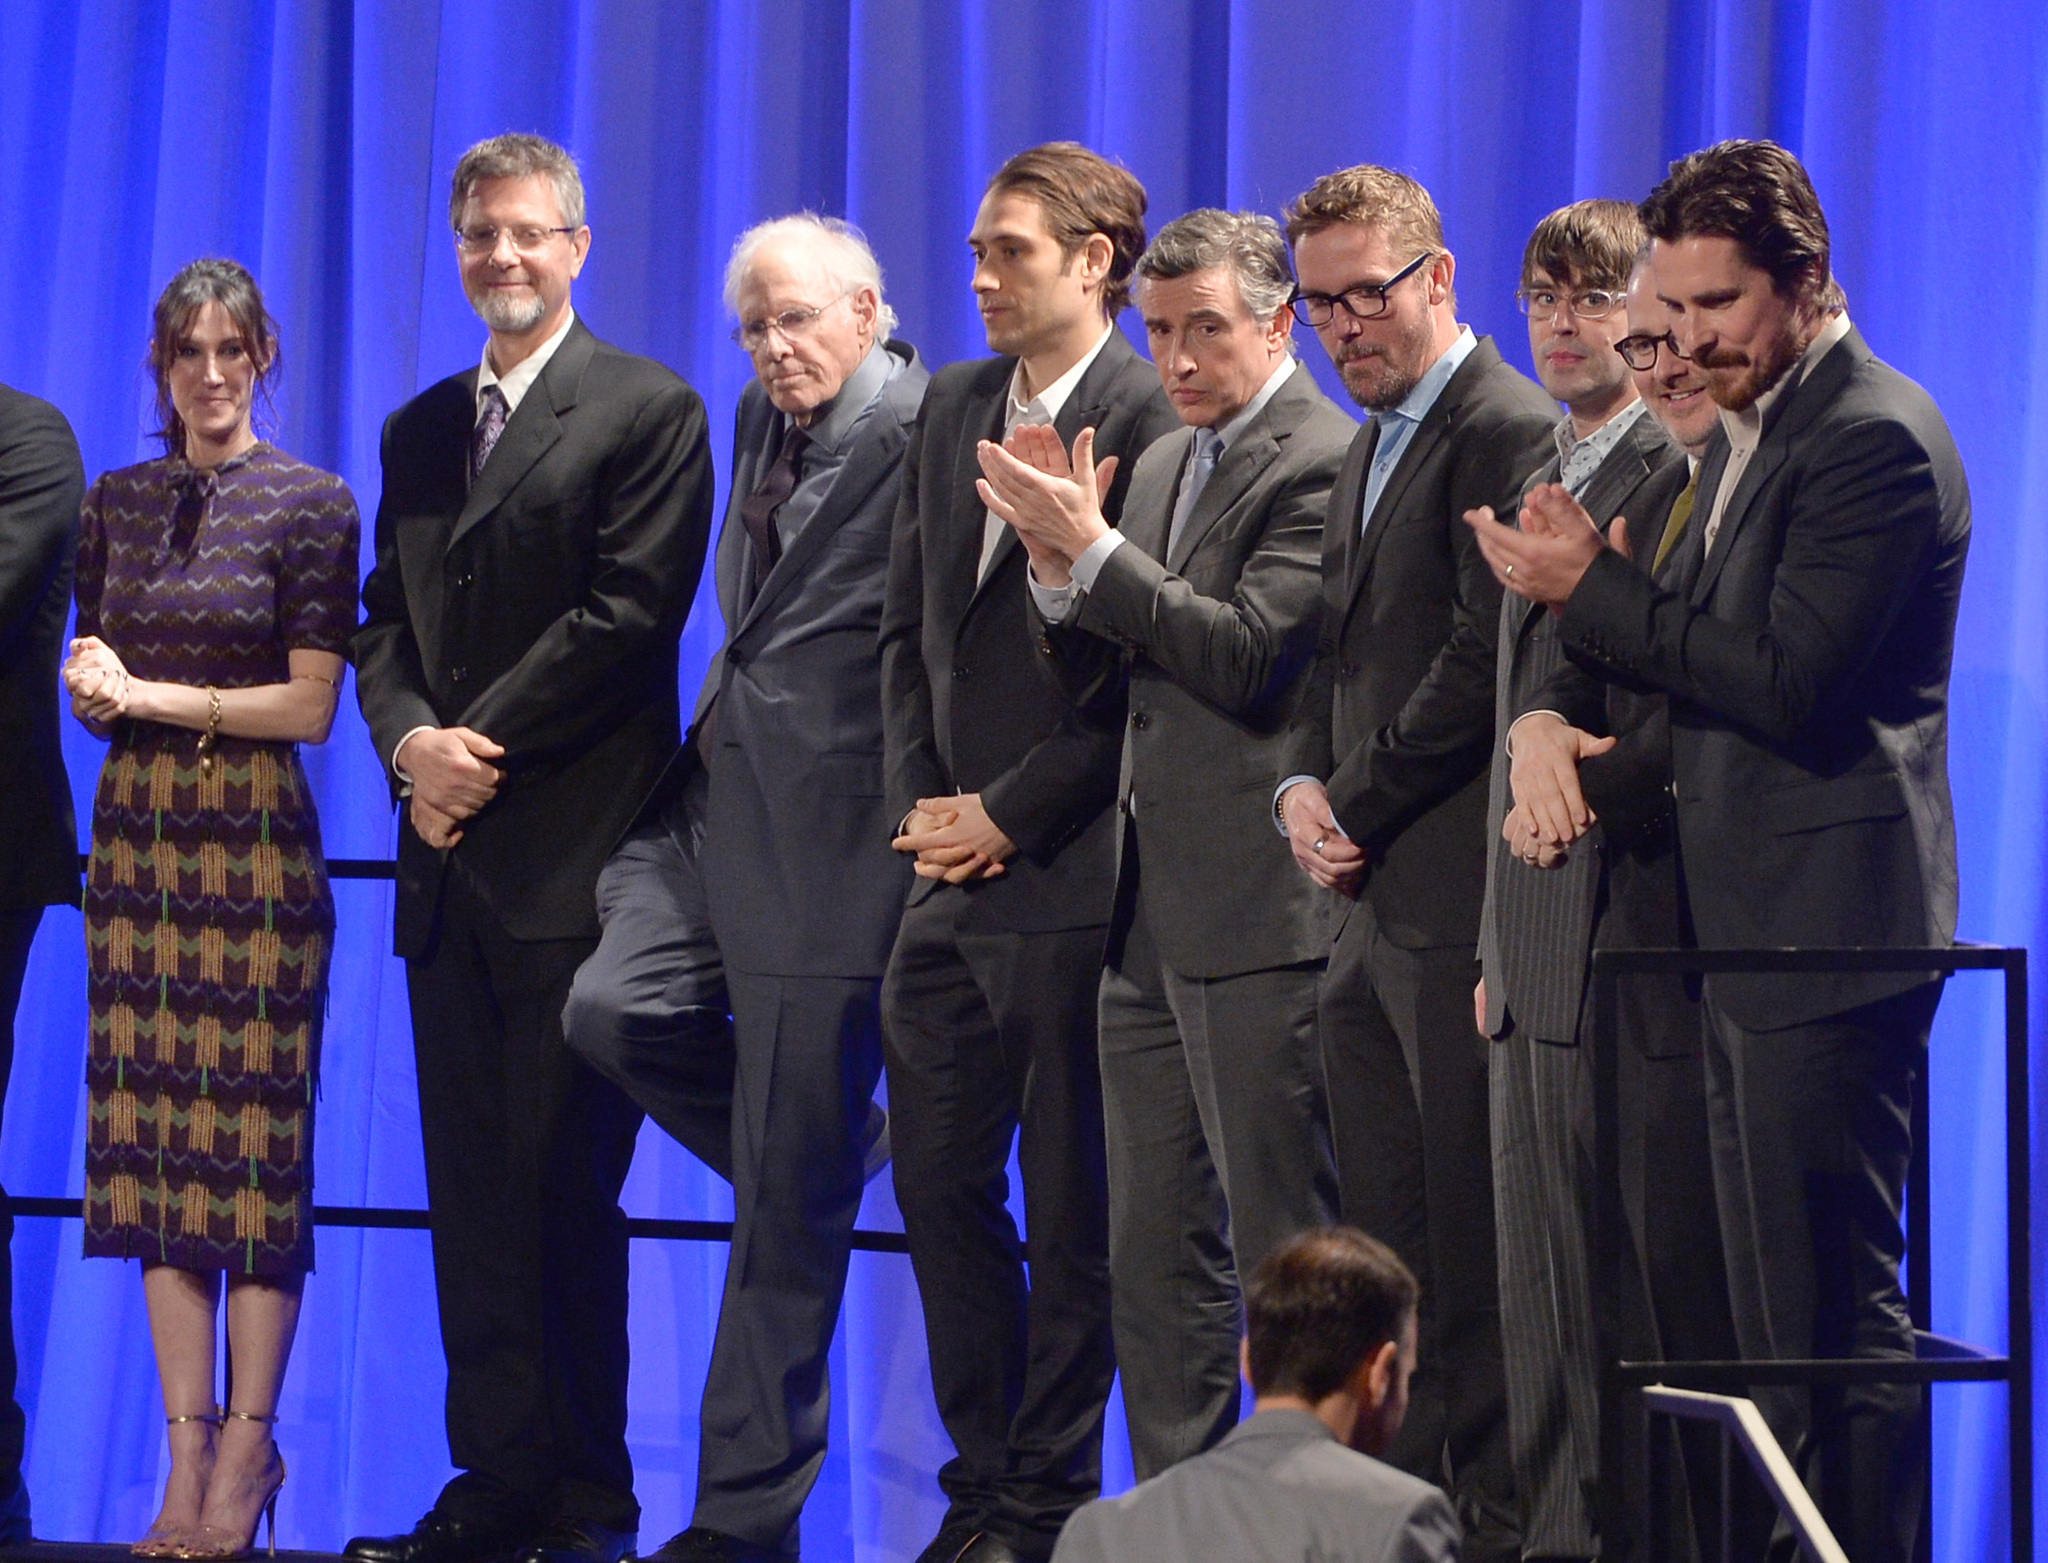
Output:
[0, 1, 2041, 1555]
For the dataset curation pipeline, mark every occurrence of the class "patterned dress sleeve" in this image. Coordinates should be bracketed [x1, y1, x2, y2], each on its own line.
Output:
[277, 470, 362, 658]
[73, 473, 107, 640]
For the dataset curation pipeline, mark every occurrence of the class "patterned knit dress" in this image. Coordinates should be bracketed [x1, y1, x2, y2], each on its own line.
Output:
[78, 443, 359, 1277]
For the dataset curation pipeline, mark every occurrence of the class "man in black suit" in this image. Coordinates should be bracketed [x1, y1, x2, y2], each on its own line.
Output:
[0, 383, 82, 1543]
[562, 214, 925, 1563]
[1473, 139, 1970, 1563]
[977, 208, 1351, 1478]
[879, 142, 1177, 1563]
[351, 134, 714, 1563]
[1273, 164, 1556, 1562]
[1471, 201, 1681, 1562]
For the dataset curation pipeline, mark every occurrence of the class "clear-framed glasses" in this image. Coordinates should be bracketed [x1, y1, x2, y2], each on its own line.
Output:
[731, 291, 854, 351]
[1614, 330, 1692, 371]
[1288, 252, 1435, 327]
[1516, 285, 1625, 321]
[455, 224, 576, 255]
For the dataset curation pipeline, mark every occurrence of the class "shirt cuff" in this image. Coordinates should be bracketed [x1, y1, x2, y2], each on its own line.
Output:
[1504, 709, 1568, 760]
[1274, 774, 1329, 837]
[392, 724, 437, 798]
[1026, 567, 1080, 624]
[1068, 529, 1125, 592]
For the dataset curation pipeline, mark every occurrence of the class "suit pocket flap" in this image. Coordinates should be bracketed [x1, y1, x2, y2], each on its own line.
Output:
[1765, 771, 1907, 834]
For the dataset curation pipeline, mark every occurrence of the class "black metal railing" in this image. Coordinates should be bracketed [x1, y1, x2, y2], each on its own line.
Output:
[1589, 943, 2031, 1563]
[27, 854, 912, 1256]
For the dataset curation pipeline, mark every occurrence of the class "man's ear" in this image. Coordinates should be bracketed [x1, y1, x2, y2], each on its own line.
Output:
[1360, 1337, 1399, 1411]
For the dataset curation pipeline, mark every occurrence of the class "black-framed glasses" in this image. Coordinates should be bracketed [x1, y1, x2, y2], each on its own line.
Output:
[1614, 330, 1692, 371]
[456, 224, 576, 255]
[1289, 251, 1434, 327]
[1516, 284, 1624, 321]
[731, 291, 854, 351]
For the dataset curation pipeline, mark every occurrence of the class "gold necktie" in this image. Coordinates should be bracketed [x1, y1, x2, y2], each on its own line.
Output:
[1652, 471, 1699, 577]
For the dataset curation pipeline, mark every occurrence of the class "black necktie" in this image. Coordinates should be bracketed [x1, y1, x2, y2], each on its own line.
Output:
[739, 422, 810, 592]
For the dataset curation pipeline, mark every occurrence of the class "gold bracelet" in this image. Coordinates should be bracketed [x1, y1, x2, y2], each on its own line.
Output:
[196, 686, 223, 774]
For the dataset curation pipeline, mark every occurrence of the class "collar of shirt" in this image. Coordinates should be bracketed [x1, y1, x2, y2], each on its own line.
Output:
[778, 340, 896, 456]
[478, 309, 577, 418]
[1375, 325, 1477, 440]
[1004, 322, 1115, 433]
[1719, 310, 1853, 457]
[1554, 396, 1650, 494]
[1209, 354, 1297, 457]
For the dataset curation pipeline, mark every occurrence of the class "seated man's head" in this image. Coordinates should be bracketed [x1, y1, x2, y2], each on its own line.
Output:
[1243, 1226, 1419, 1459]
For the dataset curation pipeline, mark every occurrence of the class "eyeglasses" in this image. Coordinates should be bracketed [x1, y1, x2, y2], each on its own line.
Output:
[731, 292, 853, 351]
[1516, 285, 1624, 321]
[1289, 252, 1435, 327]
[456, 224, 577, 255]
[1614, 331, 1692, 371]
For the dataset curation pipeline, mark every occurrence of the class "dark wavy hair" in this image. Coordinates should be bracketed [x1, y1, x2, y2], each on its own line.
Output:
[147, 257, 282, 457]
[1640, 139, 1832, 303]
[1245, 1227, 1418, 1402]
[984, 142, 1149, 317]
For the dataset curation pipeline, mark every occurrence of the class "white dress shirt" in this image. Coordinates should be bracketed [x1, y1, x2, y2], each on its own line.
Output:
[978, 325, 1116, 581]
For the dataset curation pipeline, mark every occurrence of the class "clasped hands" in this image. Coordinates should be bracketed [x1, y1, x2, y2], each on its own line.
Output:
[893, 793, 1015, 883]
[398, 727, 504, 850]
[62, 636, 135, 726]
[974, 423, 1120, 585]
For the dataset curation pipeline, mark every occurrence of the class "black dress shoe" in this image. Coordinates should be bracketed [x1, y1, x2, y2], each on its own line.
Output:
[911, 1522, 981, 1563]
[513, 1519, 636, 1563]
[345, 1511, 530, 1563]
[637, 1526, 794, 1563]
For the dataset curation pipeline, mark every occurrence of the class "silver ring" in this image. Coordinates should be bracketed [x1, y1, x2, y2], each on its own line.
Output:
[1506, 563, 1516, 580]
[1313, 836, 1328, 856]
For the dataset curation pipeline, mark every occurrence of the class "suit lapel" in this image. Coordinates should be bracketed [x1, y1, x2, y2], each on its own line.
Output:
[743, 369, 915, 632]
[1345, 410, 1446, 616]
[955, 375, 1010, 616]
[447, 321, 594, 553]
[1126, 429, 1192, 565]
[1691, 328, 1861, 604]
[1168, 378, 1300, 573]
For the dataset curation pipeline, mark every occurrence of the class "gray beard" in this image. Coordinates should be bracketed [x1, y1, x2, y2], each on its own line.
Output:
[470, 288, 547, 335]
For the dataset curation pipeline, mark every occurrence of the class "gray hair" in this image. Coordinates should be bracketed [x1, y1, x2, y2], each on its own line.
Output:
[1137, 209, 1297, 345]
[723, 213, 897, 341]
[448, 133, 587, 230]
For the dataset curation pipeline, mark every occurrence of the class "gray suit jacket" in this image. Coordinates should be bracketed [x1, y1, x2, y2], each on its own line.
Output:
[1478, 408, 1681, 1040]
[1045, 365, 1356, 977]
[676, 339, 927, 977]
[1052, 1408, 1460, 1563]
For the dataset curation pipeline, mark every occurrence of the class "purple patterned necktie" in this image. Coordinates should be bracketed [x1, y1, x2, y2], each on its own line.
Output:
[471, 384, 509, 484]
[738, 421, 810, 592]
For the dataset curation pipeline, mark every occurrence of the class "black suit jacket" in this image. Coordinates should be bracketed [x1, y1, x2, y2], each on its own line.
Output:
[1281, 336, 1557, 949]
[880, 330, 1178, 935]
[356, 318, 716, 956]
[671, 341, 927, 977]
[1480, 408, 1682, 1040]
[1043, 365, 1356, 976]
[1560, 327, 1969, 1028]
[0, 384, 81, 910]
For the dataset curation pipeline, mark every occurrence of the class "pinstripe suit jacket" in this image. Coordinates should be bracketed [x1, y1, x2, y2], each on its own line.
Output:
[1478, 408, 1680, 1041]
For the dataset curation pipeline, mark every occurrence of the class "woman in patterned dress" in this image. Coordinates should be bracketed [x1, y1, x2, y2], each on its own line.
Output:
[62, 258, 358, 1558]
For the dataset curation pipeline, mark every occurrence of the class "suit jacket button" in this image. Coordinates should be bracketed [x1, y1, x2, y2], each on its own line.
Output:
[1131, 711, 1150, 730]
[449, 665, 467, 683]
[727, 647, 746, 667]
[953, 664, 970, 679]
[1038, 635, 1054, 655]
[1341, 661, 1359, 679]
[455, 573, 474, 589]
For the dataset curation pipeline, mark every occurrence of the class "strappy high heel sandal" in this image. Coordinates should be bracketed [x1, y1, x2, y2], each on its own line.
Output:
[183, 1411, 285, 1560]
[131, 1408, 220, 1558]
